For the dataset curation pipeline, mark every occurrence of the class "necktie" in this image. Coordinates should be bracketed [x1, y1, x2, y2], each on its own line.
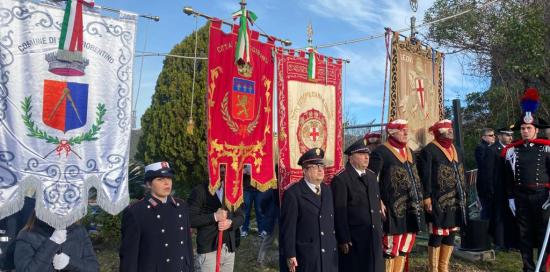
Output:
[314, 185, 321, 195]
[399, 148, 407, 160]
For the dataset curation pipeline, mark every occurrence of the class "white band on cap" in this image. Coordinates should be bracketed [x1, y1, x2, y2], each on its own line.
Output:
[145, 161, 170, 172]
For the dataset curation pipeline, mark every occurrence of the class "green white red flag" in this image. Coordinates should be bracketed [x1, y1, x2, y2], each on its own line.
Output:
[232, 6, 257, 65]
[58, 0, 94, 61]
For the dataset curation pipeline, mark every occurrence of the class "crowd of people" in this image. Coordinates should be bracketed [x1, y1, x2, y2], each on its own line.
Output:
[0, 112, 549, 272]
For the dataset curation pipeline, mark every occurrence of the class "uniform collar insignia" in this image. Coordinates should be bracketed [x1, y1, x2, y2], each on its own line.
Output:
[148, 197, 158, 207]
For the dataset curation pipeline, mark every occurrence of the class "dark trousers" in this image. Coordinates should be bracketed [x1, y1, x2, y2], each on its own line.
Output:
[243, 190, 265, 232]
[479, 197, 493, 221]
[516, 189, 550, 272]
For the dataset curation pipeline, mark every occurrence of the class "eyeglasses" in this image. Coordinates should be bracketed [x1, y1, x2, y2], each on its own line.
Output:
[306, 164, 325, 170]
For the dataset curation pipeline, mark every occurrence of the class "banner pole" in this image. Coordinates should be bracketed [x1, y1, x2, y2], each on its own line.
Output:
[183, 6, 291, 47]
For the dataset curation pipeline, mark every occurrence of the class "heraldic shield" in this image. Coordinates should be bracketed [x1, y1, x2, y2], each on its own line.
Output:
[231, 77, 256, 121]
[42, 79, 89, 132]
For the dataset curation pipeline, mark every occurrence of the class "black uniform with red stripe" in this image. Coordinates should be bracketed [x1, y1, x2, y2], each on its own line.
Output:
[331, 163, 384, 272]
[119, 195, 194, 272]
[368, 143, 423, 235]
[503, 141, 550, 272]
[418, 142, 467, 230]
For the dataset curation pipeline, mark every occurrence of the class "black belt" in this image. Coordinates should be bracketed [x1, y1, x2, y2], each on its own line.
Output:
[516, 183, 550, 190]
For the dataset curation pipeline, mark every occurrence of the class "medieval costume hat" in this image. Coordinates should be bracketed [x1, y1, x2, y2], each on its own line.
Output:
[364, 132, 382, 144]
[144, 161, 174, 182]
[386, 119, 408, 135]
[512, 87, 547, 130]
[429, 119, 453, 136]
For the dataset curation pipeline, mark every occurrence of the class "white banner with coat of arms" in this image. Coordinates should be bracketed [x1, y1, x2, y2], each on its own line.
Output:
[0, 0, 136, 228]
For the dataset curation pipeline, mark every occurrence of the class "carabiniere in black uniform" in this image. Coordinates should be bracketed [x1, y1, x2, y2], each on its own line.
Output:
[503, 87, 550, 272]
[504, 139, 550, 272]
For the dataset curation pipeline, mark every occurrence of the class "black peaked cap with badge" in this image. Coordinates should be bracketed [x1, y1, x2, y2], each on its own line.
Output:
[496, 127, 514, 136]
[344, 137, 371, 155]
[298, 148, 326, 167]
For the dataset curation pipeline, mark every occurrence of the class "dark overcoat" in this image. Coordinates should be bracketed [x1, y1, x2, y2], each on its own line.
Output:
[280, 179, 338, 272]
[331, 162, 384, 272]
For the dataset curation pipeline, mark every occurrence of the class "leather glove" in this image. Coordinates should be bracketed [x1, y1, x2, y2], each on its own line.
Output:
[49, 229, 67, 244]
[508, 199, 516, 216]
[53, 252, 70, 270]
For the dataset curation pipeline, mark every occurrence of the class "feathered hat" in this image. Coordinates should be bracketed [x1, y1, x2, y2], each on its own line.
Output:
[512, 87, 547, 130]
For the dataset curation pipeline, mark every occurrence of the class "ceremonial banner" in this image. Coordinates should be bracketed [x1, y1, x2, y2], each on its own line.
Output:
[388, 32, 444, 151]
[0, 0, 137, 228]
[276, 48, 344, 192]
[207, 20, 276, 210]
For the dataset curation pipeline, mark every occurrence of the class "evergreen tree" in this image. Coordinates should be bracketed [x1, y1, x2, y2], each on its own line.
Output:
[136, 24, 209, 197]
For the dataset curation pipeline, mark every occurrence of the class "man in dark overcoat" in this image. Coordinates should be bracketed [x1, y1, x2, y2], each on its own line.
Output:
[484, 127, 519, 250]
[280, 148, 338, 272]
[332, 138, 384, 272]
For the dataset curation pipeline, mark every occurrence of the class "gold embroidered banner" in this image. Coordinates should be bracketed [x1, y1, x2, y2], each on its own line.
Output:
[276, 48, 343, 193]
[207, 20, 276, 210]
[388, 32, 444, 151]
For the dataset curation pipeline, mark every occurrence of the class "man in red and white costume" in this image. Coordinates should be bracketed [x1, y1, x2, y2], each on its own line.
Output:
[418, 120, 467, 272]
[369, 119, 423, 272]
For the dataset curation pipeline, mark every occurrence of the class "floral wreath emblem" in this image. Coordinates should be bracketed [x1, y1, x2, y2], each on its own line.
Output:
[21, 96, 106, 159]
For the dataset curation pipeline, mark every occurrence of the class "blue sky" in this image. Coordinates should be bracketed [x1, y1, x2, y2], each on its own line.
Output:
[97, 0, 490, 128]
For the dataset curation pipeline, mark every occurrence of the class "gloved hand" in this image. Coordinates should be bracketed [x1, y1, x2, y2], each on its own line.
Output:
[53, 252, 70, 270]
[508, 199, 516, 216]
[543, 193, 550, 210]
[49, 229, 67, 244]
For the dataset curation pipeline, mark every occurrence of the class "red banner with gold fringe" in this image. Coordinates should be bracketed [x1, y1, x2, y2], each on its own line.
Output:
[207, 19, 276, 210]
[276, 48, 344, 194]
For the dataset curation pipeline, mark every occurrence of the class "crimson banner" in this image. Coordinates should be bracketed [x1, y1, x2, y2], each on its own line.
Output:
[207, 20, 276, 210]
[276, 48, 344, 194]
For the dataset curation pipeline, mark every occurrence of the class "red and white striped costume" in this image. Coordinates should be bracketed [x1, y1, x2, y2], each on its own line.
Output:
[383, 233, 416, 257]
[428, 223, 459, 236]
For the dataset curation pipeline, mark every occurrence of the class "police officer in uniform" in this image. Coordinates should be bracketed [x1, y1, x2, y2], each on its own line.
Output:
[485, 127, 519, 250]
[119, 161, 194, 272]
[369, 119, 422, 272]
[332, 138, 384, 272]
[418, 120, 467, 272]
[503, 87, 550, 272]
[281, 148, 338, 272]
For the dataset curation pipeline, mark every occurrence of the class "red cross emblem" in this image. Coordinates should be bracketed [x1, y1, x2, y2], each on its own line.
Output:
[416, 79, 425, 109]
[310, 126, 320, 142]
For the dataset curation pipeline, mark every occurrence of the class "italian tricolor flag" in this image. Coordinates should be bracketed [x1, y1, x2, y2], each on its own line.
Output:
[232, 7, 257, 65]
[58, 0, 94, 61]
